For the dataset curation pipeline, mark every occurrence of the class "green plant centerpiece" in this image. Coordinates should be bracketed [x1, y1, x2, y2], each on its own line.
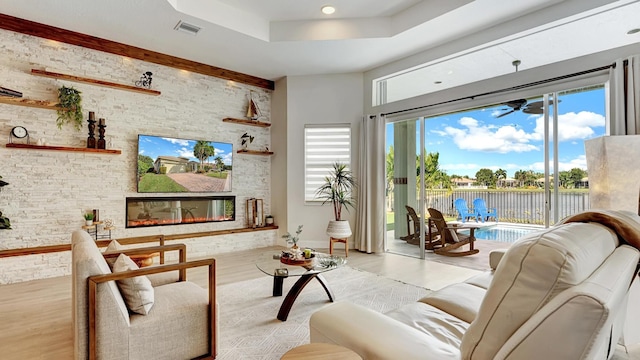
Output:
[56, 85, 83, 130]
[0, 211, 10, 230]
[315, 162, 356, 239]
[282, 224, 303, 249]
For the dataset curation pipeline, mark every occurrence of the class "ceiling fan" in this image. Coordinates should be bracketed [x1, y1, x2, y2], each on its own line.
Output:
[494, 98, 560, 118]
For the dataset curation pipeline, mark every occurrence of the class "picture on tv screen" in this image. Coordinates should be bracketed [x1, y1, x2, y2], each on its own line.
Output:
[137, 134, 233, 193]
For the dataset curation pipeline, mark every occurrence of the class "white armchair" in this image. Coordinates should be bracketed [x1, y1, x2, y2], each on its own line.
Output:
[72, 230, 216, 360]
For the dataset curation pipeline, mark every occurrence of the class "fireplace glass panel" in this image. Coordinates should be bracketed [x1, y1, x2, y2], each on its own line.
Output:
[126, 196, 235, 228]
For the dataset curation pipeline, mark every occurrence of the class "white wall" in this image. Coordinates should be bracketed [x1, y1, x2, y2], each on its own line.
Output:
[0, 29, 276, 284]
[273, 73, 364, 250]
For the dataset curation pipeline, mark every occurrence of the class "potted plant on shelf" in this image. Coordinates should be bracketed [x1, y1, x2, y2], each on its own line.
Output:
[84, 212, 94, 226]
[56, 85, 83, 130]
[315, 162, 356, 240]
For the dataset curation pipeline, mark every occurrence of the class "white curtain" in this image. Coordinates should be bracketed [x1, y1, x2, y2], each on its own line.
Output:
[609, 55, 640, 135]
[354, 114, 386, 253]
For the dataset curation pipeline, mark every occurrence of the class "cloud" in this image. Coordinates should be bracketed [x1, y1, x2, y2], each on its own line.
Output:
[214, 148, 226, 156]
[162, 137, 190, 146]
[177, 147, 195, 159]
[531, 111, 604, 142]
[222, 152, 233, 165]
[442, 116, 539, 153]
[528, 154, 587, 172]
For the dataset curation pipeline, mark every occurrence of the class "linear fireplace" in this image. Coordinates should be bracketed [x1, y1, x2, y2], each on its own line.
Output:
[126, 196, 235, 228]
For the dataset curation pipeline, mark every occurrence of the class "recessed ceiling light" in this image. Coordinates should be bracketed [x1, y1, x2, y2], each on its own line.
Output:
[627, 28, 640, 35]
[434, 81, 442, 84]
[321, 5, 336, 15]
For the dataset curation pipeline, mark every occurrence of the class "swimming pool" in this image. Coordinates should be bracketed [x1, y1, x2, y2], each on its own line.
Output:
[460, 225, 543, 243]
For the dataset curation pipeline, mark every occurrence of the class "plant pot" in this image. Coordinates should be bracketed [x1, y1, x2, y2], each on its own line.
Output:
[85, 220, 93, 226]
[326, 220, 352, 238]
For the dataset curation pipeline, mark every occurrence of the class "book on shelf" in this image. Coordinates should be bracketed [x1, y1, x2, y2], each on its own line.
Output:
[0, 86, 23, 98]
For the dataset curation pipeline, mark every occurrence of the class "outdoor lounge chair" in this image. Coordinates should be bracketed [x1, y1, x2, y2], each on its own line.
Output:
[427, 207, 479, 257]
[473, 198, 498, 222]
[454, 198, 478, 223]
[401, 205, 442, 249]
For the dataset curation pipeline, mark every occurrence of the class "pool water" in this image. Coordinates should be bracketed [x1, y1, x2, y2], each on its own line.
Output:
[460, 225, 542, 243]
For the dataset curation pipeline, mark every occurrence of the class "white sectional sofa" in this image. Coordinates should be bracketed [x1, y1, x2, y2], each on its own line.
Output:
[310, 210, 640, 360]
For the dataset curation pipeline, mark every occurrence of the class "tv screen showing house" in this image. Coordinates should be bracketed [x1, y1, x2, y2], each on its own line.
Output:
[137, 134, 233, 193]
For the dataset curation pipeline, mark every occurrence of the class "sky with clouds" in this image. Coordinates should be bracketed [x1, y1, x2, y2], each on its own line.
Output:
[138, 135, 234, 166]
[386, 87, 605, 178]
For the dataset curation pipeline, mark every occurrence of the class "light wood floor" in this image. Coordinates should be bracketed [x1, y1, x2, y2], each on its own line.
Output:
[0, 246, 636, 359]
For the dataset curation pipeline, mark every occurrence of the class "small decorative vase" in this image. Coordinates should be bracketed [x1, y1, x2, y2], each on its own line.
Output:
[85, 220, 93, 226]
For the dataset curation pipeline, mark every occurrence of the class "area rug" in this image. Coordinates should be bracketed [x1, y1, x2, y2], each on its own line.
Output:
[217, 266, 431, 359]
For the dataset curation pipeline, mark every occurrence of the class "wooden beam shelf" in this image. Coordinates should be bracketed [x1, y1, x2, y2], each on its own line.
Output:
[0, 96, 58, 110]
[31, 69, 161, 96]
[0, 225, 279, 258]
[237, 149, 274, 156]
[6, 143, 122, 154]
[223, 117, 271, 128]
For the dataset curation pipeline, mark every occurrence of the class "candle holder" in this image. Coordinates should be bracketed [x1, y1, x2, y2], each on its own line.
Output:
[97, 118, 106, 149]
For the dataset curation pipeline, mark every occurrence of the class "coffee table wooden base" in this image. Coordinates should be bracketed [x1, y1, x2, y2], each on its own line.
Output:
[276, 273, 334, 321]
[281, 343, 362, 360]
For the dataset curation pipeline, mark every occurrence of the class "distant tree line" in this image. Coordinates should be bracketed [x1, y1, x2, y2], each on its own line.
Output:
[386, 146, 588, 193]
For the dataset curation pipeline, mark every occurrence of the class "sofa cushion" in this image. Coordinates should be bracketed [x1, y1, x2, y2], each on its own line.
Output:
[461, 222, 619, 360]
[104, 239, 123, 267]
[113, 254, 155, 315]
[419, 283, 486, 323]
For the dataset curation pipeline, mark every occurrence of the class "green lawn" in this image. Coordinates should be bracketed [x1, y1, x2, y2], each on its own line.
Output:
[386, 212, 395, 231]
[206, 172, 228, 179]
[138, 174, 188, 192]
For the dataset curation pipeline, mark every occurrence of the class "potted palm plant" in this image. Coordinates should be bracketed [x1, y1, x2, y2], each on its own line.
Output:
[315, 162, 356, 239]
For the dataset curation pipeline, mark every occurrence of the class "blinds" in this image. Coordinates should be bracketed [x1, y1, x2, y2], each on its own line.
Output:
[304, 125, 351, 201]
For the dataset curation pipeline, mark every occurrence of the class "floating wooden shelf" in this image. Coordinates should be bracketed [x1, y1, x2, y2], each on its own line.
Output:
[31, 69, 161, 96]
[223, 117, 271, 128]
[236, 149, 274, 156]
[6, 143, 122, 154]
[0, 96, 58, 110]
[0, 225, 279, 258]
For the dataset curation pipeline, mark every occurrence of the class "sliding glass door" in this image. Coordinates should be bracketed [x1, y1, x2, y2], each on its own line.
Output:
[384, 85, 605, 256]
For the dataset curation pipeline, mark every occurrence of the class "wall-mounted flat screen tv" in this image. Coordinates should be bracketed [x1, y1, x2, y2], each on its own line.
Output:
[137, 134, 233, 193]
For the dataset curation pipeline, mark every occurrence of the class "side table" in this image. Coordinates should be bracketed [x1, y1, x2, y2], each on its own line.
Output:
[281, 343, 362, 360]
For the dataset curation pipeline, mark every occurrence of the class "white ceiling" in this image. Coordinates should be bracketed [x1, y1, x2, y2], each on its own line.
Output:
[1, 0, 639, 86]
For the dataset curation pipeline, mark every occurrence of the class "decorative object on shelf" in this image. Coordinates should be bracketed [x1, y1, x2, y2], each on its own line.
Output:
[97, 118, 106, 149]
[135, 71, 153, 89]
[315, 162, 356, 239]
[92, 209, 100, 222]
[0, 211, 10, 230]
[246, 198, 264, 228]
[56, 85, 83, 130]
[282, 224, 303, 249]
[9, 126, 29, 144]
[87, 111, 96, 148]
[0, 86, 22, 98]
[0, 175, 8, 190]
[265, 215, 274, 225]
[240, 132, 254, 150]
[246, 90, 263, 120]
[84, 212, 94, 226]
[103, 218, 114, 229]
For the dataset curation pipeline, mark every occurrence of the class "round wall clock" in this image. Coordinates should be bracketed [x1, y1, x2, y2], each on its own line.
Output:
[10, 126, 30, 144]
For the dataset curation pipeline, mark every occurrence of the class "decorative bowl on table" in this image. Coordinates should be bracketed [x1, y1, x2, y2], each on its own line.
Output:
[280, 251, 315, 266]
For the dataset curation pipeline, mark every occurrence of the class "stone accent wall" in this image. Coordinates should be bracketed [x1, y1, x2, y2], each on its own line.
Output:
[0, 29, 275, 284]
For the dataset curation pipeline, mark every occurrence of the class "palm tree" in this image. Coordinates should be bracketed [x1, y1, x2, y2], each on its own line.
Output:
[214, 156, 224, 173]
[193, 141, 215, 173]
[495, 168, 507, 187]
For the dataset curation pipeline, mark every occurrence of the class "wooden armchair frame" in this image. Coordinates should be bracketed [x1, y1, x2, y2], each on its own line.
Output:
[88, 244, 216, 360]
[428, 208, 480, 257]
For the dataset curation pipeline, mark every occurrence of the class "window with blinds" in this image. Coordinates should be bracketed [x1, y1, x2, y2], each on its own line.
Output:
[304, 125, 351, 202]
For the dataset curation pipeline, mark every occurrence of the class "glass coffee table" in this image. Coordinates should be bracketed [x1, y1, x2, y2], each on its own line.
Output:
[255, 251, 346, 321]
